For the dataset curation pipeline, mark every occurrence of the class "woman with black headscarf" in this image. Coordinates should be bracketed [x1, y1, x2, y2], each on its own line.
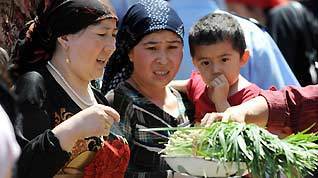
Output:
[10, 0, 129, 177]
[102, 0, 194, 177]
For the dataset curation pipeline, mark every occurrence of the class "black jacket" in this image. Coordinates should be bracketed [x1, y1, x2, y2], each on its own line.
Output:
[267, 1, 318, 85]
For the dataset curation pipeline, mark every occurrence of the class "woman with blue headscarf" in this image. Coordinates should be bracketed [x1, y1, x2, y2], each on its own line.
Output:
[102, 0, 194, 177]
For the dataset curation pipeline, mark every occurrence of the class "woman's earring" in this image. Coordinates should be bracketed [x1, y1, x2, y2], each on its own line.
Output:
[65, 46, 71, 64]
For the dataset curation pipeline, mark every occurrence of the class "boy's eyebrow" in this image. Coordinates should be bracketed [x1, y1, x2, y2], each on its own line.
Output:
[196, 56, 212, 61]
[216, 53, 232, 58]
[196, 53, 232, 60]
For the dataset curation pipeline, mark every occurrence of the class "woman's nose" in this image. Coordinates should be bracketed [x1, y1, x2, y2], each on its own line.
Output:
[156, 50, 168, 65]
[104, 40, 116, 54]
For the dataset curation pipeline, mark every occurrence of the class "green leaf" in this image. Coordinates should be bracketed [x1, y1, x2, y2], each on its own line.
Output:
[237, 135, 253, 160]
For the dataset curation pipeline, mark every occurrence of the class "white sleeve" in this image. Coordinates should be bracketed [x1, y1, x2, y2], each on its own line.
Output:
[0, 105, 21, 178]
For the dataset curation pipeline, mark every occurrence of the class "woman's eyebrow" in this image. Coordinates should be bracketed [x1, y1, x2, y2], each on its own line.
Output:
[166, 39, 182, 44]
[142, 39, 182, 45]
[142, 41, 160, 45]
[95, 24, 117, 31]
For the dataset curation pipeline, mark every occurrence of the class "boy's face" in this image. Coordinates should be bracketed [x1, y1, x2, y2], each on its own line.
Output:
[192, 40, 248, 87]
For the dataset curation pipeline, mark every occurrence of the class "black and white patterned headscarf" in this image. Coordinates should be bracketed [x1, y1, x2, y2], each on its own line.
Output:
[102, 0, 184, 94]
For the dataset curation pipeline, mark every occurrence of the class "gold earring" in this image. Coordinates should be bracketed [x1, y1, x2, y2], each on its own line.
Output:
[65, 45, 71, 64]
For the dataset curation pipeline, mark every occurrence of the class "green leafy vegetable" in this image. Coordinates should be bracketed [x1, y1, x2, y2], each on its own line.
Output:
[161, 122, 318, 178]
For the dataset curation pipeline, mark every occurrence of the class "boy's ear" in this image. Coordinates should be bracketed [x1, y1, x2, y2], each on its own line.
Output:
[192, 58, 196, 66]
[192, 59, 200, 71]
[57, 35, 69, 50]
[240, 49, 250, 67]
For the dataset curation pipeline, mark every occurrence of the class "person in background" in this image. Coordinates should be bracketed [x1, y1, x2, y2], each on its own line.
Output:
[300, 0, 318, 18]
[10, 0, 129, 177]
[102, 0, 195, 177]
[226, 0, 318, 86]
[226, 0, 287, 25]
[267, 0, 318, 85]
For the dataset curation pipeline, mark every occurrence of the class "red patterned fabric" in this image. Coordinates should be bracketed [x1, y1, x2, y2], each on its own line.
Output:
[83, 139, 130, 178]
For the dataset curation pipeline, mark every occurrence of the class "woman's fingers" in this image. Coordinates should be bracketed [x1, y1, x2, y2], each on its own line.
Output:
[97, 104, 120, 122]
[104, 121, 112, 136]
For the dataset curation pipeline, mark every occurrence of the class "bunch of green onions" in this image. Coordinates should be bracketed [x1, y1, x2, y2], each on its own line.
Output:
[161, 122, 318, 178]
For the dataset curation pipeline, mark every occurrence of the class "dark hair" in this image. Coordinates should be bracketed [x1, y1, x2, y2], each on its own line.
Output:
[10, 0, 117, 80]
[188, 13, 246, 58]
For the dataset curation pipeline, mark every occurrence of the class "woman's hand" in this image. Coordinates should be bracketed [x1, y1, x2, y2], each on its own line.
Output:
[52, 104, 120, 152]
[70, 104, 120, 138]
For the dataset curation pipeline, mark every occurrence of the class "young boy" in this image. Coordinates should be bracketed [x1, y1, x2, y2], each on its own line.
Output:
[173, 13, 263, 123]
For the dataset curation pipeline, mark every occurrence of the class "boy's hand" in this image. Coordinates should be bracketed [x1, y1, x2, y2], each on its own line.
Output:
[208, 74, 230, 111]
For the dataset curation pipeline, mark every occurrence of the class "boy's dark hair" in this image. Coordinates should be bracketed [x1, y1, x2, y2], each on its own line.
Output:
[189, 13, 246, 57]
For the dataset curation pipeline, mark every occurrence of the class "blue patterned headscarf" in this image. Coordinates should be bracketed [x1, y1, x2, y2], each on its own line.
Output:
[102, 0, 184, 94]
